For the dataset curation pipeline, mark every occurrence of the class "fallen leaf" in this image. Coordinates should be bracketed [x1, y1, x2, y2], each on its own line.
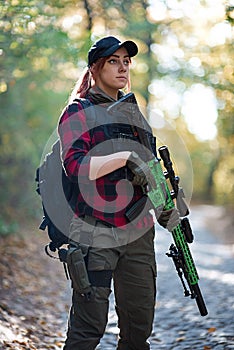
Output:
[176, 336, 186, 342]
[208, 327, 217, 333]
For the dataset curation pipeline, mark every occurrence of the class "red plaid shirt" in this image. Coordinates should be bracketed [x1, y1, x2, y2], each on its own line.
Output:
[58, 93, 154, 229]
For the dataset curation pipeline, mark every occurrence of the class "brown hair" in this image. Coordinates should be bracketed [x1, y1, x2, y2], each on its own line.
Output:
[69, 56, 131, 101]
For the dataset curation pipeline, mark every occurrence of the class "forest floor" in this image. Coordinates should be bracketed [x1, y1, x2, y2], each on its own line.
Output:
[0, 222, 69, 349]
[0, 204, 233, 350]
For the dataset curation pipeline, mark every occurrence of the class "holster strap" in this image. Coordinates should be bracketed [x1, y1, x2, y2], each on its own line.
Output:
[88, 270, 113, 288]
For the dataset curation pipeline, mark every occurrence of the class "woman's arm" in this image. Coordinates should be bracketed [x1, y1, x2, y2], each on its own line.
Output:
[89, 151, 131, 180]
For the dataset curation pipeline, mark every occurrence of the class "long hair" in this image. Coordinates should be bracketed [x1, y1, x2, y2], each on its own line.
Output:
[69, 56, 132, 102]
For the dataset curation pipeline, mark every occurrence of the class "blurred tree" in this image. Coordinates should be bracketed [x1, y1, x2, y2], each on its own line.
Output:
[0, 0, 233, 233]
[0, 0, 86, 223]
[137, 0, 234, 207]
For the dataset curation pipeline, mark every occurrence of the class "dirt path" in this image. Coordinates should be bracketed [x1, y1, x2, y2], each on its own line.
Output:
[0, 205, 233, 349]
[99, 204, 234, 349]
[0, 225, 69, 349]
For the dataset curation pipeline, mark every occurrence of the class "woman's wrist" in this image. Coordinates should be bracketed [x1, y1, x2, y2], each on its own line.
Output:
[89, 151, 131, 180]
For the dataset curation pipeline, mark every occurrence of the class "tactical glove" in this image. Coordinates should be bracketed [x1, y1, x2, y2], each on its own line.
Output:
[126, 151, 151, 186]
[157, 207, 180, 232]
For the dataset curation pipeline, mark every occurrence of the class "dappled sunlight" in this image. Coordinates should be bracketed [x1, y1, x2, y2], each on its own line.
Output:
[199, 267, 234, 286]
[0, 322, 25, 344]
[147, 0, 233, 143]
[193, 241, 234, 258]
[181, 84, 218, 141]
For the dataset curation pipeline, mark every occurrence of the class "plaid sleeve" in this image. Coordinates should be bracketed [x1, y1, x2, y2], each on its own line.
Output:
[58, 102, 91, 184]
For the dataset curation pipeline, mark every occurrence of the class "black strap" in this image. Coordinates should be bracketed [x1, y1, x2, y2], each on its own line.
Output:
[45, 244, 60, 259]
[88, 270, 113, 288]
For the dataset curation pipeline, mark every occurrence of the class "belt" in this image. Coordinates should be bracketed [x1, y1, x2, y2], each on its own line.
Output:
[82, 215, 115, 229]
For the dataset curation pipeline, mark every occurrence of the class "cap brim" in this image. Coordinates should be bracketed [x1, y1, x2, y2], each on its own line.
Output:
[103, 40, 138, 58]
[120, 40, 138, 57]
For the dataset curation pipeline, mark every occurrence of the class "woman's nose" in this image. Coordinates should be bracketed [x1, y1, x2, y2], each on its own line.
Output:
[118, 61, 127, 71]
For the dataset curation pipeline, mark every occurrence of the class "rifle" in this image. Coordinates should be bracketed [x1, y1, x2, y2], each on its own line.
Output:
[108, 93, 208, 317]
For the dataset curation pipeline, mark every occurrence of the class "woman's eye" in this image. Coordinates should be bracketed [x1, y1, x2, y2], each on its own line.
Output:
[108, 59, 117, 64]
[108, 59, 130, 65]
[124, 60, 130, 65]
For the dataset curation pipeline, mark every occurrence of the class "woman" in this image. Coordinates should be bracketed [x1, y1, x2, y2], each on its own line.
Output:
[58, 36, 178, 350]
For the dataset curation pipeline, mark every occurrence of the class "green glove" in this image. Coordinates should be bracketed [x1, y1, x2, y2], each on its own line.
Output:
[126, 151, 151, 186]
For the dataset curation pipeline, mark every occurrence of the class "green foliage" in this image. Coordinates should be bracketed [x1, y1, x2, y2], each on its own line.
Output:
[0, 0, 233, 232]
[0, 0, 77, 225]
[0, 216, 18, 236]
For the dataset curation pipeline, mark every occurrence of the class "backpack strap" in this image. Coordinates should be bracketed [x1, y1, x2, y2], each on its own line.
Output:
[70, 98, 97, 140]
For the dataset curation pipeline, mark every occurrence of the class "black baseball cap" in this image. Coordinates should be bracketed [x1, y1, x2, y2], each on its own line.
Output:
[88, 36, 138, 67]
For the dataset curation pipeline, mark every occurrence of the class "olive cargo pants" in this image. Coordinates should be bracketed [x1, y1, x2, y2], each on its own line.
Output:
[63, 219, 156, 350]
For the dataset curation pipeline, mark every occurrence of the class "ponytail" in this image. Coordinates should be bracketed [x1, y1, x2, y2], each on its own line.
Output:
[69, 67, 92, 103]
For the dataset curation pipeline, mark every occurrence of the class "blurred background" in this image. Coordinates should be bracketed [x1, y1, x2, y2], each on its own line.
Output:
[0, 0, 233, 237]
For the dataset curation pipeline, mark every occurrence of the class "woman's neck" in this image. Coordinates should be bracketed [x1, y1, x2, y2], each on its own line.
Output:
[90, 86, 117, 101]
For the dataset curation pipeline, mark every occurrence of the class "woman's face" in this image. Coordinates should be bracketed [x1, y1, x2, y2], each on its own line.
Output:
[92, 47, 131, 99]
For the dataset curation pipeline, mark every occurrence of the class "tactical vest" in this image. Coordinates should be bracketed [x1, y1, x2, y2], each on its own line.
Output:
[79, 100, 156, 182]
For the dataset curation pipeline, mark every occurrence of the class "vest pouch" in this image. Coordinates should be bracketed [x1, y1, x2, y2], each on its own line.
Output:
[110, 129, 152, 161]
[67, 247, 91, 294]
